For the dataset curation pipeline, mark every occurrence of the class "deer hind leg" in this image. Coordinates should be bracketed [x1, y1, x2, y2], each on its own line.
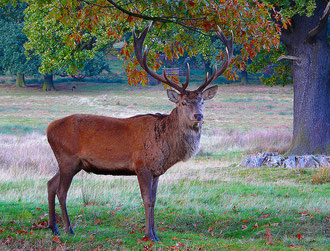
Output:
[137, 168, 160, 241]
[48, 172, 60, 234]
[56, 161, 80, 235]
[151, 176, 159, 241]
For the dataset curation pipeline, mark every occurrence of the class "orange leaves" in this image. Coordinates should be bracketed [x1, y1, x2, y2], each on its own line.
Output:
[94, 219, 101, 225]
[51, 236, 62, 244]
[202, 21, 213, 32]
[188, 1, 196, 7]
[289, 243, 303, 249]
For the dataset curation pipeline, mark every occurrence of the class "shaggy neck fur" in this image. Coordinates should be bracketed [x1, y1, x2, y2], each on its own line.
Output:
[155, 108, 202, 168]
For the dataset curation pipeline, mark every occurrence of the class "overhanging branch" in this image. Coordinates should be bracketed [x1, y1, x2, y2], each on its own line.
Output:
[105, 0, 212, 36]
[306, 1, 330, 41]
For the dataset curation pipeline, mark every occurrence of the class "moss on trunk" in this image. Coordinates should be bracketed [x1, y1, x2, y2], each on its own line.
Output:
[16, 72, 26, 87]
[42, 74, 56, 91]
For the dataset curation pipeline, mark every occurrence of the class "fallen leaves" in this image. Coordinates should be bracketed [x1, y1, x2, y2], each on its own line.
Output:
[51, 236, 61, 244]
[289, 243, 303, 249]
[93, 219, 101, 225]
[265, 228, 274, 245]
[32, 220, 48, 230]
[261, 213, 271, 218]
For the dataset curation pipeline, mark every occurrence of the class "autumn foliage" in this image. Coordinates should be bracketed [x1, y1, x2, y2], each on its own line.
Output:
[22, 0, 291, 86]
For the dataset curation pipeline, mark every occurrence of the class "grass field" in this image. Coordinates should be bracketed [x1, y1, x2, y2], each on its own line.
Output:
[0, 78, 329, 250]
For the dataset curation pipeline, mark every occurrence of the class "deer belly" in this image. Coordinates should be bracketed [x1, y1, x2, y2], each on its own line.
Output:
[80, 158, 136, 175]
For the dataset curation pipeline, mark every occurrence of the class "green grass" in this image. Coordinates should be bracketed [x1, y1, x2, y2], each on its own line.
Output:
[0, 78, 328, 250]
[0, 163, 329, 250]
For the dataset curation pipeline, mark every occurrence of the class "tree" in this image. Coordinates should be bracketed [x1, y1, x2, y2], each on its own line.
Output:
[278, 0, 329, 155]
[0, 2, 39, 87]
[23, 2, 111, 90]
[249, 0, 329, 155]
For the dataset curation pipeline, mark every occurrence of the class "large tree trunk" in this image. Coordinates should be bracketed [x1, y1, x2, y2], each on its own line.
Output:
[42, 74, 56, 91]
[16, 72, 26, 87]
[282, 0, 329, 155]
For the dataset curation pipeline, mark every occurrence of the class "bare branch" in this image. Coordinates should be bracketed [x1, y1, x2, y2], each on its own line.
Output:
[277, 55, 301, 63]
[307, 1, 330, 41]
[75, 37, 97, 51]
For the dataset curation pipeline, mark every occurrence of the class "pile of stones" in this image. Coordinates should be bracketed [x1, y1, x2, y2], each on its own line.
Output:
[241, 152, 329, 169]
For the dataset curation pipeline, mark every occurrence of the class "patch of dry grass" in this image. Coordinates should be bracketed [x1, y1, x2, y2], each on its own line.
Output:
[312, 167, 330, 184]
[201, 128, 291, 155]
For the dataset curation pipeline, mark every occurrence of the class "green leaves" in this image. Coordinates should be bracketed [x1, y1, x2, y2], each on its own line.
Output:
[23, 2, 112, 75]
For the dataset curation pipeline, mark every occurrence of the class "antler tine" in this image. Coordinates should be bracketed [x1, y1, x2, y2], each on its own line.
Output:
[182, 63, 190, 91]
[133, 22, 185, 94]
[197, 26, 233, 92]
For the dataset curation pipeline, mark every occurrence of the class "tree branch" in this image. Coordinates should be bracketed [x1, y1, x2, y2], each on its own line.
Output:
[105, 0, 212, 36]
[76, 37, 97, 51]
[277, 55, 302, 63]
[306, 1, 330, 41]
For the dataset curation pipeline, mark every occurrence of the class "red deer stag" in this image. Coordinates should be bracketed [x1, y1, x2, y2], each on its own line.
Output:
[46, 23, 233, 241]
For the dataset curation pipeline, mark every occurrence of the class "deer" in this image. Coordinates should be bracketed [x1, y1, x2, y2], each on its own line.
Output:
[46, 23, 233, 241]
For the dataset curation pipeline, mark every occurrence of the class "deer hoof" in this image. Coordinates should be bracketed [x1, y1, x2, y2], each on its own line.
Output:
[67, 226, 75, 235]
[49, 225, 61, 235]
[144, 233, 159, 242]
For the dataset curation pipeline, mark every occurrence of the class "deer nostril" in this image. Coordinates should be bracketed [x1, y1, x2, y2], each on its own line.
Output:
[194, 114, 203, 121]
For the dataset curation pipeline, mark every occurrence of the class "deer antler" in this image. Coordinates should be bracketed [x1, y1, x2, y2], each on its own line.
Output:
[197, 26, 233, 92]
[133, 22, 190, 94]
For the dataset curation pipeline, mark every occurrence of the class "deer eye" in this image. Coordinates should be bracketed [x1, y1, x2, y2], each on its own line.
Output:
[182, 101, 187, 106]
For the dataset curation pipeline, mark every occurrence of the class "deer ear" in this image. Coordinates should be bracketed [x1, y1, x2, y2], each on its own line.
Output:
[202, 85, 218, 100]
[167, 89, 180, 103]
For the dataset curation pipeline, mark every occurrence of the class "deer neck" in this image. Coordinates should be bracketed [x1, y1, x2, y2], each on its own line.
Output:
[162, 107, 202, 162]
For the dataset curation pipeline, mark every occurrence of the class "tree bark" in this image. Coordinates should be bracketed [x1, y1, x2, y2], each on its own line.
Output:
[42, 74, 56, 91]
[282, 0, 329, 155]
[16, 72, 26, 87]
[240, 70, 248, 85]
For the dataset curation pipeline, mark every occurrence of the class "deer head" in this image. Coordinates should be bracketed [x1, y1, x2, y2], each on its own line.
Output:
[133, 23, 233, 129]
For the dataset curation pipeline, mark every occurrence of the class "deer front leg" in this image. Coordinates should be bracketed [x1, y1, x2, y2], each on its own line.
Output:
[137, 168, 159, 241]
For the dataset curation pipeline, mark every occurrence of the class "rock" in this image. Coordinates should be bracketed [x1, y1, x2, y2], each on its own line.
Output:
[281, 155, 296, 169]
[267, 155, 284, 166]
[240, 155, 265, 168]
[240, 153, 329, 169]
[315, 155, 330, 168]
